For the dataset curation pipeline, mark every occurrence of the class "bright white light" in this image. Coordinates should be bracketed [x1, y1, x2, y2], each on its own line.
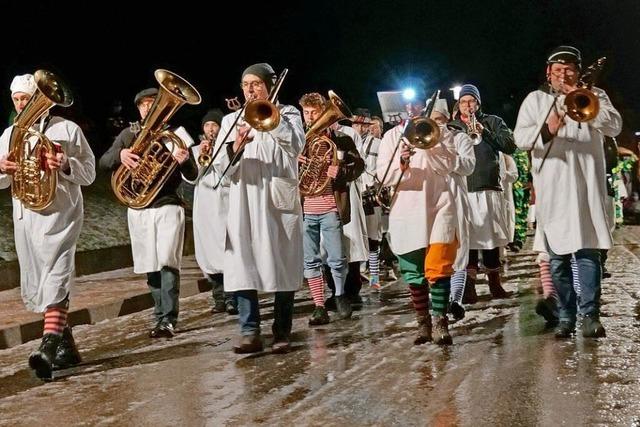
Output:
[450, 86, 462, 100]
[402, 88, 416, 101]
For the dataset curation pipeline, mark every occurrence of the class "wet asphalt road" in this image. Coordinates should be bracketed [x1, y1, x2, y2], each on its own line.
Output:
[0, 232, 639, 426]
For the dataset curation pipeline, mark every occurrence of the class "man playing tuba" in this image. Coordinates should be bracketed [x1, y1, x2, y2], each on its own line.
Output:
[0, 73, 95, 380]
[99, 87, 197, 339]
[299, 92, 364, 326]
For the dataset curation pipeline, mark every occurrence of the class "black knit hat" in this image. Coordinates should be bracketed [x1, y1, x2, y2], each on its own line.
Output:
[134, 88, 158, 106]
[242, 63, 277, 90]
[201, 109, 223, 128]
[547, 45, 582, 68]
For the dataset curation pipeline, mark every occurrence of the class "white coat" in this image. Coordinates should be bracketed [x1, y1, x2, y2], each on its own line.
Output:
[448, 130, 476, 271]
[514, 87, 622, 254]
[335, 125, 369, 262]
[127, 127, 194, 274]
[212, 105, 305, 292]
[191, 144, 229, 275]
[498, 153, 519, 243]
[0, 116, 95, 312]
[376, 123, 458, 255]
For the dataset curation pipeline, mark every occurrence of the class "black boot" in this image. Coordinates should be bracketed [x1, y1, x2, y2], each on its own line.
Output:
[29, 333, 62, 380]
[53, 327, 82, 370]
[462, 274, 478, 304]
[449, 301, 465, 321]
[535, 297, 559, 325]
[582, 315, 606, 338]
[335, 295, 353, 320]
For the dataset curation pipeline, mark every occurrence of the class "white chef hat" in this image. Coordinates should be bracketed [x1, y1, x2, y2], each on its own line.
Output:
[10, 74, 37, 96]
[432, 98, 450, 120]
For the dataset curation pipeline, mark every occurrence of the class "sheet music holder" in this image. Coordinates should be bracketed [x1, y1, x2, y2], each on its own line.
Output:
[377, 91, 408, 126]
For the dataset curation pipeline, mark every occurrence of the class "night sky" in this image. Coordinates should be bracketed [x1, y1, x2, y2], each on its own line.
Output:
[3, 0, 639, 154]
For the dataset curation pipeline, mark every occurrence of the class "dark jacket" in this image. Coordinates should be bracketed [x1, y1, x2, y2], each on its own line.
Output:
[300, 129, 365, 225]
[451, 111, 516, 192]
[99, 125, 198, 208]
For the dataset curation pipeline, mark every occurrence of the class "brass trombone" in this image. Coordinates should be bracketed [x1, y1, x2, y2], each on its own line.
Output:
[376, 90, 441, 210]
[537, 57, 606, 171]
[212, 68, 289, 187]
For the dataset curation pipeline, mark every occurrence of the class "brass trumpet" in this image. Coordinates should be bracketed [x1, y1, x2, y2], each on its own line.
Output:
[197, 134, 214, 168]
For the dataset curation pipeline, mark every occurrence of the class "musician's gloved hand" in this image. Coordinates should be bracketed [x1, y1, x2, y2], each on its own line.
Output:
[173, 148, 190, 165]
[120, 148, 140, 170]
[0, 154, 17, 175]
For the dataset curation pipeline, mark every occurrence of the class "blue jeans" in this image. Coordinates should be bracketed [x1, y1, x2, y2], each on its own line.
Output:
[235, 290, 295, 338]
[147, 267, 180, 326]
[303, 212, 347, 296]
[547, 243, 601, 324]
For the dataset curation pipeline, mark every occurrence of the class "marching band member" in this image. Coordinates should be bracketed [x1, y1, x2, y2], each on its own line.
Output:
[514, 46, 622, 338]
[0, 74, 95, 380]
[100, 87, 197, 339]
[353, 110, 384, 291]
[299, 92, 364, 324]
[211, 63, 305, 354]
[377, 90, 459, 345]
[450, 84, 516, 303]
[191, 109, 237, 315]
[429, 99, 476, 321]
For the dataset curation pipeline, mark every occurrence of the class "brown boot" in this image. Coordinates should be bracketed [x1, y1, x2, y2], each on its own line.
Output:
[414, 314, 432, 345]
[233, 334, 263, 354]
[432, 316, 453, 346]
[487, 269, 508, 299]
[461, 270, 478, 304]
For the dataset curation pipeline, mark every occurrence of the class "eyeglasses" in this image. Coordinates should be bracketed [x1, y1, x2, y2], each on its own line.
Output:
[549, 67, 577, 77]
[241, 81, 264, 90]
[459, 99, 478, 106]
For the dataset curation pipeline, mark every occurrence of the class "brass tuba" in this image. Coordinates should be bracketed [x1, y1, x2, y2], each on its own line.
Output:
[111, 69, 201, 209]
[8, 70, 73, 211]
[299, 90, 352, 197]
[564, 57, 606, 122]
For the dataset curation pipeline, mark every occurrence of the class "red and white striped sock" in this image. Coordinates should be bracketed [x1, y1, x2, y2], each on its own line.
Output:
[409, 285, 429, 317]
[539, 260, 558, 299]
[307, 275, 326, 307]
[43, 307, 68, 335]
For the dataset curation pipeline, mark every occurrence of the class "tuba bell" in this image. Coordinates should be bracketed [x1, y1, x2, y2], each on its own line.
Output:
[8, 70, 73, 211]
[299, 90, 353, 197]
[111, 69, 201, 209]
[564, 57, 606, 122]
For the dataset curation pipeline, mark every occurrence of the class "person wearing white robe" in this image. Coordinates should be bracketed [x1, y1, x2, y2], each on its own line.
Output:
[499, 153, 519, 245]
[211, 63, 305, 354]
[99, 88, 197, 339]
[377, 91, 459, 345]
[190, 109, 237, 315]
[449, 84, 516, 303]
[429, 100, 476, 321]
[0, 73, 95, 379]
[514, 45, 622, 338]
[352, 112, 384, 290]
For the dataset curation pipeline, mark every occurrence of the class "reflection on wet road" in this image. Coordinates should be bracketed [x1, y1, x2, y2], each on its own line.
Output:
[0, 241, 639, 426]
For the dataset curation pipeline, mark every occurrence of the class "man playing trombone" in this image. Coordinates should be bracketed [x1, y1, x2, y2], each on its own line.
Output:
[376, 88, 459, 345]
[514, 46, 622, 338]
[211, 63, 305, 354]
